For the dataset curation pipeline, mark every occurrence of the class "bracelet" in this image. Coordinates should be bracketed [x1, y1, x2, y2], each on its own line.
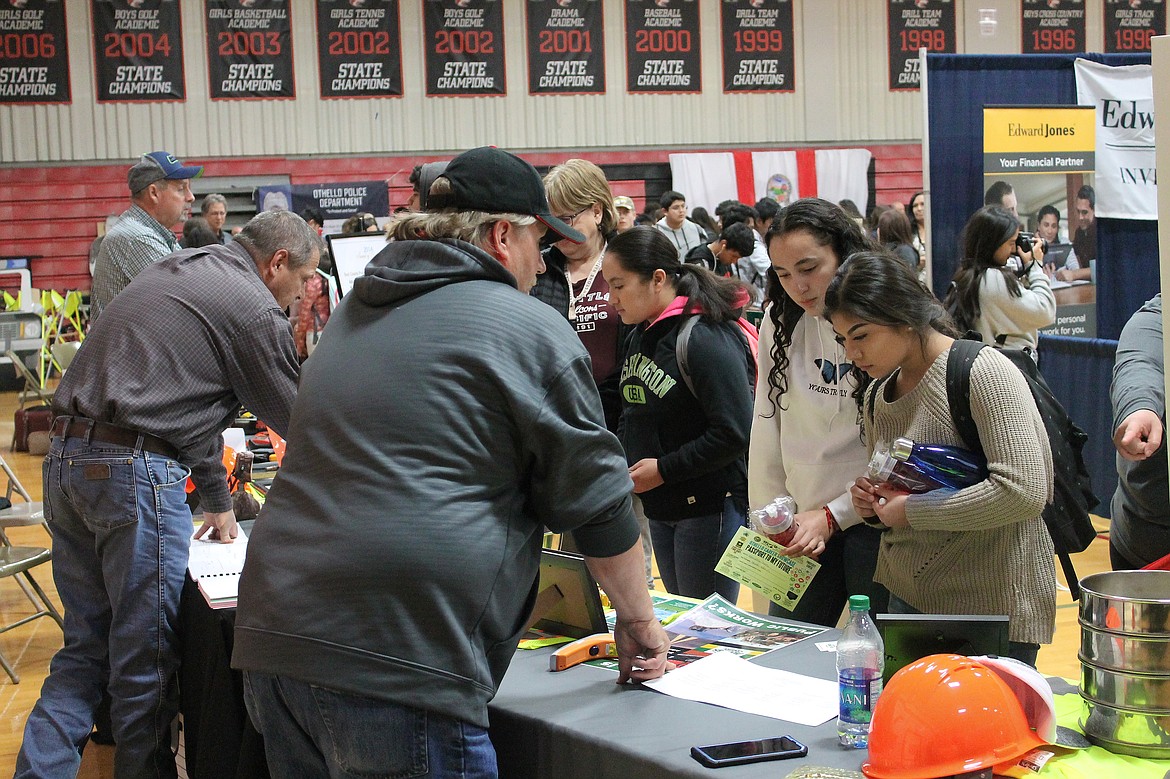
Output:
[823, 506, 839, 536]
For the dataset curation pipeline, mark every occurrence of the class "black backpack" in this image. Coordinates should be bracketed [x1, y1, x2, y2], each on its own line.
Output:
[946, 338, 1099, 600]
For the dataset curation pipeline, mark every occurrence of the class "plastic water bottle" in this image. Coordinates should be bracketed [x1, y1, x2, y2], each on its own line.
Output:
[749, 496, 797, 546]
[837, 594, 883, 748]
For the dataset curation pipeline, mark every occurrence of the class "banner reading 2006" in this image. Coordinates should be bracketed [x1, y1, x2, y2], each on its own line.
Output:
[1021, 0, 1085, 54]
[527, 0, 604, 96]
[206, 0, 294, 99]
[424, 0, 506, 97]
[316, 0, 402, 98]
[720, 0, 794, 93]
[0, 0, 70, 104]
[887, 0, 954, 92]
[625, 0, 700, 94]
[1103, 0, 1164, 54]
[92, 0, 185, 102]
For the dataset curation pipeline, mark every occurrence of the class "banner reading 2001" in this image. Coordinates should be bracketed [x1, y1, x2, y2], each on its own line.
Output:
[92, 0, 185, 102]
[316, 0, 402, 98]
[887, 0, 954, 92]
[625, 0, 700, 94]
[527, 0, 604, 95]
[0, 0, 70, 104]
[206, 0, 294, 99]
[424, 0, 506, 97]
[720, 0, 794, 93]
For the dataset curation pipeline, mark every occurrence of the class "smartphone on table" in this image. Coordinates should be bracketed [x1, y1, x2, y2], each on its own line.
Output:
[690, 735, 808, 768]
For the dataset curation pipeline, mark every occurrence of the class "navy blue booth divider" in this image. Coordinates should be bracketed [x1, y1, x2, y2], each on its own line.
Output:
[1038, 334, 1119, 519]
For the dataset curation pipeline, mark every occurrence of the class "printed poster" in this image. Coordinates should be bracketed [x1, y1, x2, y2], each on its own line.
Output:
[0, 0, 70, 104]
[886, 0, 955, 92]
[526, 0, 604, 95]
[92, 0, 185, 102]
[1021, 0, 1085, 53]
[423, 0, 506, 97]
[205, 0, 295, 99]
[316, 0, 402, 98]
[1103, 0, 1164, 53]
[625, 0, 700, 94]
[720, 0, 794, 94]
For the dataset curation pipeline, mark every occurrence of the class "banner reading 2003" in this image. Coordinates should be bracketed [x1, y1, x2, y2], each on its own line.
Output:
[625, 0, 700, 94]
[206, 0, 295, 100]
[424, 0, 506, 97]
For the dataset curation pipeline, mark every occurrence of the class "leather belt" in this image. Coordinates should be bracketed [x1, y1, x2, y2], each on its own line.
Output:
[51, 416, 180, 460]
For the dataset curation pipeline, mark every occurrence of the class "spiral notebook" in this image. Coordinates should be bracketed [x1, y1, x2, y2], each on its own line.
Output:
[188, 527, 249, 610]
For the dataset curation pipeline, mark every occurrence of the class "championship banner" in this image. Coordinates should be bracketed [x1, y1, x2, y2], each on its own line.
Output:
[886, 0, 954, 92]
[423, 0, 506, 97]
[1021, 0, 1085, 54]
[526, 0, 604, 96]
[720, 0, 794, 94]
[205, 0, 294, 100]
[625, 0, 700, 94]
[1103, 0, 1164, 54]
[1075, 59, 1156, 220]
[316, 0, 402, 98]
[0, 0, 70, 104]
[92, 0, 185, 102]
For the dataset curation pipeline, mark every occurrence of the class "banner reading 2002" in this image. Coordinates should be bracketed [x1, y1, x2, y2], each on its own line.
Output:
[316, 0, 402, 98]
[625, 0, 700, 94]
[206, 0, 295, 99]
[424, 0, 506, 97]
[92, 0, 185, 102]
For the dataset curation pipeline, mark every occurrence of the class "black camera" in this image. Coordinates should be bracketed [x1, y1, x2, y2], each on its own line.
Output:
[1015, 231, 1047, 255]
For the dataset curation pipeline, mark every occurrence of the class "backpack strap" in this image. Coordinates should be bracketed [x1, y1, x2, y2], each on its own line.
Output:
[675, 315, 699, 397]
[945, 338, 988, 455]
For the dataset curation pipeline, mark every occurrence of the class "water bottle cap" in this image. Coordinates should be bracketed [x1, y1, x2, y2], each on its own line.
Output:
[866, 449, 896, 481]
[890, 437, 914, 461]
[848, 594, 870, 611]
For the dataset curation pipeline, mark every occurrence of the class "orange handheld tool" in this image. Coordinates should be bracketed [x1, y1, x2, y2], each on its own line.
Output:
[549, 633, 616, 672]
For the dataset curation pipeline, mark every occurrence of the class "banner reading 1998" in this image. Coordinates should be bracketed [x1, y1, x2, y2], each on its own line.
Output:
[625, 0, 700, 94]
[887, 0, 954, 92]
[1103, 0, 1164, 53]
[720, 0, 794, 93]
[92, 0, 184, 102]
[206, 0, 294, 100]
[424, 0, 506, 97]
[0, 0, 70, 104]
[316, 0, 402, 98]
[1021, 0, 1085, 54]
[527, 0, 604, 96]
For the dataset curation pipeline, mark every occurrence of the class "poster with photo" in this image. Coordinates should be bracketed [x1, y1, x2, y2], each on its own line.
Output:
[205, 0, 295, 99]
[0, 0, 70, 104]
[625, 0, 700, 94]
[423, 0, 506, 97]
[1021, 0, 1085, 54]
[316, 0, 402, 98]
[886, 0, 954, 92]
[1103, 0, 1164, 53]
[92, 0, 185, 102]
[526, 0, 604, 95]
[720, 0, 794, 93]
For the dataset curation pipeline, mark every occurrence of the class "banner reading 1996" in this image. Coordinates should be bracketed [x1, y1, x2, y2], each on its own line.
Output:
[206, 0, 294, 99]
[887, 0, 954, 92]
[1103, 0, 1164, 53]
[92, 0, 184, 102]
[0, 0, 70, 104]
[527, 0, 604, 96]
[1021, 0, 1085, 54]
[316, 0, 402, 98]
[626, 0, 700, 94]
[424, 0, 506, 97]
[720, 0, 793, 93]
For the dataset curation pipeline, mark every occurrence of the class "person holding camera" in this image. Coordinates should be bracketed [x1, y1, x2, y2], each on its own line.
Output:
[945, 206, 1055, 354]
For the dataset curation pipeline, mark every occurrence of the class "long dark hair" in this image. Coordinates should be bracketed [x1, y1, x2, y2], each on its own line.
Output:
[606, 227, 748, 323]
[944, 206, 1023, 332]
[761, 198, 876, 408]
[823, 251, 958, 409]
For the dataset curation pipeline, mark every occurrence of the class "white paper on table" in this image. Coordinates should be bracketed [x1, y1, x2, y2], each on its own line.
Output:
[187, 526, 249, 579]
[815, 641, 838, 653]
[642, 651, 838, 726]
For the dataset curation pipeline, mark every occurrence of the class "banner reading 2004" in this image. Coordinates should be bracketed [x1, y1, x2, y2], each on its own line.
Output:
[887, 0, 954, 92]
[316, 0, 402, 98]
[424, 0, 506, 97]
[625, 0, 700, 94]
[0, 0, 70, 104]
[92, 0, 185, 102]
[206, 0, 294, 99]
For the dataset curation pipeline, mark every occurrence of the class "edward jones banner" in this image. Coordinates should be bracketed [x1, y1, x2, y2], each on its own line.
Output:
[423, 0, 506, 97]
[92, 0, 185, 102]
[886, 0, 954, 92]
[720, 0, 794, 94]
[316, 0, 402, 98]
[0, 0, 70, 104]
[982, 106, 1095, 175]
[1103, 0, 1164, 53]
[1021, 0, 1085, 53]
[526, 0, 604, 96]
[625, 0, 700, 94]
[206, 0, 294, 99]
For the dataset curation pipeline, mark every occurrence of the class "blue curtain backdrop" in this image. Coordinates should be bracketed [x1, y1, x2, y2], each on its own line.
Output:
[925, 53, 1154, 341]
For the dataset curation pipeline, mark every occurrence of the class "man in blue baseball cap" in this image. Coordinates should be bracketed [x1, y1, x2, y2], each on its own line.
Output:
[90, 151, 203, 323]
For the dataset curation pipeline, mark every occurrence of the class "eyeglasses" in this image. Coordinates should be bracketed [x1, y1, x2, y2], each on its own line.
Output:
[554, 207, 589, 225]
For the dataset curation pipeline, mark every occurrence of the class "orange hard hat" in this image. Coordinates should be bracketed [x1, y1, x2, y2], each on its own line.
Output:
[862, 654, 1046, 779]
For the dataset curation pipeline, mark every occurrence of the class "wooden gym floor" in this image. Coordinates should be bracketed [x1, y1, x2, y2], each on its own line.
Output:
[0, 390, 1112, 777]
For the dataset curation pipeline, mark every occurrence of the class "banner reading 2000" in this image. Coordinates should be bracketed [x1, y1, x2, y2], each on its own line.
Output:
[206, 0, 295, 99]
[625, 0, 700, 94]
[424, 0, 506, 97]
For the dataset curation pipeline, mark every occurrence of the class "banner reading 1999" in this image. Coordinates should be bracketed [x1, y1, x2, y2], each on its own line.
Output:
[205, 0, 294, 100]
[0, 0, 70, 104]
[527, 0, 604, 96]
[1021, 0, 1085, 54]
[1103, 0, 1164, 53]
[424, 0, 506, 97]
[887, 0, 954, 92]
[92, 0, 185, 102]
[316, 0, 402, 98]
[625, 0, 700, 94]
[720, 0, 794, 93]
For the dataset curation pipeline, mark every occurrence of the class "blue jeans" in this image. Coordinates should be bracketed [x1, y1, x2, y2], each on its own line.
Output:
[886, 593, 1040, 668]
[648, 494, 744, 602]
[768, 525, 889, 626]
[244, 672, 498, 779]
[16, 433, 191, 779]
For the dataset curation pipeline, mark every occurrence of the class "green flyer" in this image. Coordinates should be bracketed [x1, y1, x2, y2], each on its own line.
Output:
[715, 527, 821, 611]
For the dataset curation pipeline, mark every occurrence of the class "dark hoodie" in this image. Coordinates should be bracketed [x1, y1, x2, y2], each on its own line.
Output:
[233, 237, 638, 728]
